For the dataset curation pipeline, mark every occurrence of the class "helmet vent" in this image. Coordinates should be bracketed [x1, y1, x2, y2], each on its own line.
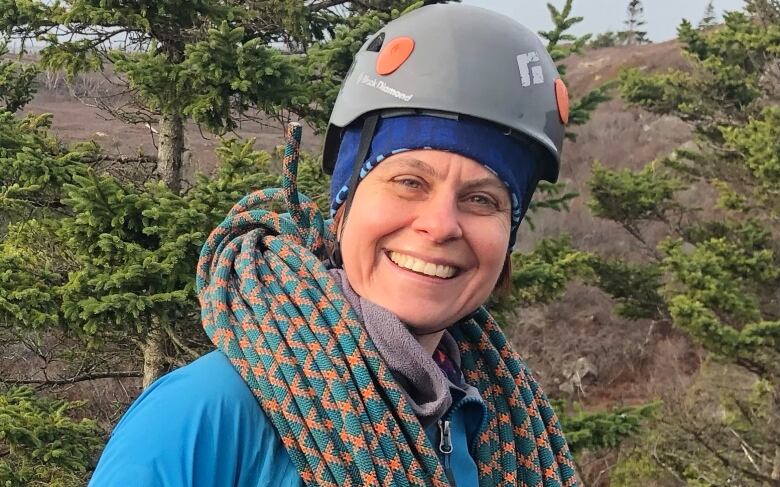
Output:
[366, 33, 385, 52]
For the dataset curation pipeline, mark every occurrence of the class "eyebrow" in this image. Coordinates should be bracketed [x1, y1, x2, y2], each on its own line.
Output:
[385, 157, 439, 178]
[385, 156, 510, 199]
[460, 177, 508, 192]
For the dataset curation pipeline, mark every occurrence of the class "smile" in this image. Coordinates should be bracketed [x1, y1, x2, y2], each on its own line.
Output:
[387, 251, 459, 279]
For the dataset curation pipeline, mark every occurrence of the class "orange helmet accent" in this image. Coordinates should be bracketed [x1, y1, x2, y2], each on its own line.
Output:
[376, 37, 415, 76]
[555, 78, 570, 125]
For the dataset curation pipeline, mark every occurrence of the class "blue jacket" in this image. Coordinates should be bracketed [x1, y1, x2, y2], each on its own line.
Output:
[89, 351, 487, 486]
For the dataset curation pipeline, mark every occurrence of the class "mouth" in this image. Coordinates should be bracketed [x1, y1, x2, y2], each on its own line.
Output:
[386, 250, 461, 279]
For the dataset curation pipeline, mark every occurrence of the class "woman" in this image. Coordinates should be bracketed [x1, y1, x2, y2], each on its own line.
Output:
[90, 3, 577, 486]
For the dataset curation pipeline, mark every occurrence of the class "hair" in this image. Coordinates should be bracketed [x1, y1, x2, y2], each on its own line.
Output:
[494, 256, 512, 297]
[331, 205, 513, 297]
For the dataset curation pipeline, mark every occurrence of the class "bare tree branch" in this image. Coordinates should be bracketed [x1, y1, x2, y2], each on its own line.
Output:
[81, 154, 158, 165]
[163, 326, 200, 362]
[4, 370, 141, 386]
[683, 423, 777, 483]
[307, 0, 353, 12]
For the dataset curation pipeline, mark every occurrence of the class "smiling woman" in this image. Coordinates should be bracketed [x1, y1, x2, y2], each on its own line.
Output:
[89, 3, 578, 487]
[338, 151, 512, 343]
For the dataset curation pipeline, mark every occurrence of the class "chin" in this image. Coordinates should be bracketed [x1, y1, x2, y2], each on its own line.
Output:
[375, 287, 486, 332]
[389, 305, 464, 333]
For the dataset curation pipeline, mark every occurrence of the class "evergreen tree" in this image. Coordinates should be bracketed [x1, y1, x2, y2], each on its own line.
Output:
[0, 109, 329, 389]
[0, 387, 102, 486]
[556, 401, 657, 454]
[619, 0, 650, 45]
[590, 5, 780, 483]
[0, 42, 37, 113]
[539, 0, 614, 132]
[700, 0, 718, 28]
[0, 49, 102, 487]
[0, 62, 327, 481]
[0, 0, 407, 386]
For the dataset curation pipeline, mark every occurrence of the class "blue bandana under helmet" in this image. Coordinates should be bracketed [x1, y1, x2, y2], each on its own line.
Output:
[329, 115, 540, 248]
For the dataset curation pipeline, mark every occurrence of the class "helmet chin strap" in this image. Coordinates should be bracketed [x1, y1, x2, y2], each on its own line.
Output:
[331, 114, 379, 268]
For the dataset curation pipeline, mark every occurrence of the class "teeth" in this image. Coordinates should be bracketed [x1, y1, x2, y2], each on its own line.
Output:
[435, 264, 452, 278]
[388, 251, 457, 279]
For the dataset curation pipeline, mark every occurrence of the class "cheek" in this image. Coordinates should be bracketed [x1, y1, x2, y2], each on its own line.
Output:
[467, 218, 510, 283]
[338, 191, 405, 276]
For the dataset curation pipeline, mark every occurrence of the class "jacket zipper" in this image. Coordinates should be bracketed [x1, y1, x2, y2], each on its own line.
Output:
[437, 419, 456, 486]
[436, 394, 489, 485]
[445, 395, 488, 452]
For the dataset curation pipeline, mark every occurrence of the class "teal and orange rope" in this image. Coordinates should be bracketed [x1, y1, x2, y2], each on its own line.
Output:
[196, 122, 578, 486]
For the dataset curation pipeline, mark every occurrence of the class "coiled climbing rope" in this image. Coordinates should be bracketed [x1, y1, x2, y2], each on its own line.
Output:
[196, 123, 578, 487]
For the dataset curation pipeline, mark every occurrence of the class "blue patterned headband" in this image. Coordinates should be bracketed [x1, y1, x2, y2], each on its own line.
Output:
[329, 115, 540, 248]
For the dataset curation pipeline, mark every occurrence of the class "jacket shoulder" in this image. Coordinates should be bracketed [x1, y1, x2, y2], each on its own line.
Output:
[89, 350, 301, 487]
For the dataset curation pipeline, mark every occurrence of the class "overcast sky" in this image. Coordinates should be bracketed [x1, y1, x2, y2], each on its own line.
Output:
[464, 0, 747, 42]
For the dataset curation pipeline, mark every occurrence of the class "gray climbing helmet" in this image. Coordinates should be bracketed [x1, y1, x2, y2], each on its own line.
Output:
[321, 2, 569, 183]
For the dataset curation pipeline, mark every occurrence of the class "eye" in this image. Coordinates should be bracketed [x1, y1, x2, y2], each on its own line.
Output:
[393, 176, 424, 190]
[464, 193, 500, 209]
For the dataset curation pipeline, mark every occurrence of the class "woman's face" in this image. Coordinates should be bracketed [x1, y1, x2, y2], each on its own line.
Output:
[338, 149, 511, 333]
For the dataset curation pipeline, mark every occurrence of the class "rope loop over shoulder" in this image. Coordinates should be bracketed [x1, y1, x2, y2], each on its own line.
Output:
[196, 123, 579, 487]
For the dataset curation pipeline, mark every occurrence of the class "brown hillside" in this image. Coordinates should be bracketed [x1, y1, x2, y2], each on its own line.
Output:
[21, 70, 322, 183]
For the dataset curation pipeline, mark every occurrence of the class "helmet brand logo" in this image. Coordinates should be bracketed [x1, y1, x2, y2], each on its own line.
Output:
[356, 72, 414, 102]
[516, 51, 545, 87]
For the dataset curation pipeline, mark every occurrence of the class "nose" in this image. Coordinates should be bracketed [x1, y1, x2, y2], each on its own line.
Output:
[410, 194, 463, 243]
